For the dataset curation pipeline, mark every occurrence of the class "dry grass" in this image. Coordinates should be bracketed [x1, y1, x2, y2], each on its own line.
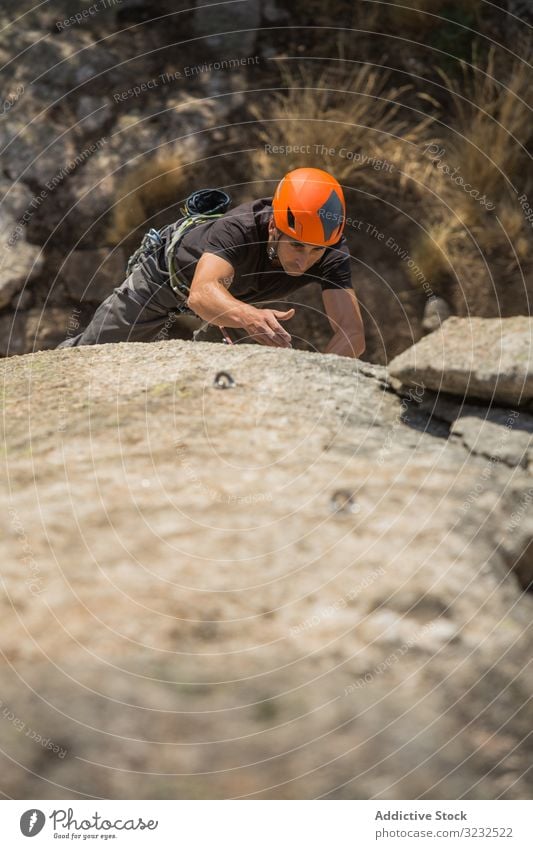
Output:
[409, 220, 459, 288]
[409, 47, 533, 313]
[439, 48, 532, 216]
[105, 153, 213, 254]
[248, 60, 435, 202]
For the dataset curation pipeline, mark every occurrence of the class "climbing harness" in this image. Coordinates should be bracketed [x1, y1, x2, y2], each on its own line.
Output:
[125, 188, 231, 303]
[164, 189, 231, 302]
[124, 188, 234, 339]
[126, 228, 163, 276]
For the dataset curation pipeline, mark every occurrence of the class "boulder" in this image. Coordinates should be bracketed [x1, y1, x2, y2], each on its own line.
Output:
[0, 181, 44, 308]
[75, 96, 113, 136]
[57, 248, 126, 302]
[450, 412, 533, 469]
[422, 296, 451, 333]
[0, 341, 532, 799]
[389, 316, 533, 405]
[0, 242, 43, 310]
[0, 307, 81, 356]
[410, 389, 533, 470]
[193, 0, 261, 52]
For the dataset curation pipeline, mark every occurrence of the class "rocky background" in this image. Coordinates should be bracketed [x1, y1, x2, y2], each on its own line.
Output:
[0, 0, 532, 362]
[1, 0, 533, 802]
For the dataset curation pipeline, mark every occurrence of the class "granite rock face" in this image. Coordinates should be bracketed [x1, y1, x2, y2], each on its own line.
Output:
[0, 307, 82, 357]
[0, 181, 44, 309]
[0, 341, 532, 799]
[57, 248, 126, 303]
[389, 316, 533, 406]
[0, 0, 249, 350]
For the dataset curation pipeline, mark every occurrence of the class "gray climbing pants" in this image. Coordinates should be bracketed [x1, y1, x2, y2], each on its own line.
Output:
[56, 263, 226, 348]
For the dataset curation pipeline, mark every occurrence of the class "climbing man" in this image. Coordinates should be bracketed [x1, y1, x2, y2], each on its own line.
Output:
[57, 167, 365, 357]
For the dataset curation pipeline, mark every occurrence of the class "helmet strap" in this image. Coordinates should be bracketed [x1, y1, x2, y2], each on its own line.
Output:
[267, 228, 282, 262]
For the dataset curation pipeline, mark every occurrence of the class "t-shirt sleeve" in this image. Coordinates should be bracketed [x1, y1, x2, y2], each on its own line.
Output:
[316, 239, 353, 290]
[202, 214, 250, 269]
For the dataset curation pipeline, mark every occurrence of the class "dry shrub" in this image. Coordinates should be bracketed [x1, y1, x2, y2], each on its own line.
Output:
[105, 153, 213, 254]
[410, 220, 458, 290]
[248, 61, 435, 204]
[439, 49, 532, 217]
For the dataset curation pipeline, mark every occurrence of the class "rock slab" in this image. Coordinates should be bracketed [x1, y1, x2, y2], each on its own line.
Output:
[389, 316, 533, 406]
[0, 341, 532, 800]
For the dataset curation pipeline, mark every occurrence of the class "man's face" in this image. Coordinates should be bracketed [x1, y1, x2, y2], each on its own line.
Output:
[268, 218, 326, 275]
[277, 235, 326, 275]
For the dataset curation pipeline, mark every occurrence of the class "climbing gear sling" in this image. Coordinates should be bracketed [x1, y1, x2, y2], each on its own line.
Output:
[125, 188, 232, 303]
[164, 189, 231, 301]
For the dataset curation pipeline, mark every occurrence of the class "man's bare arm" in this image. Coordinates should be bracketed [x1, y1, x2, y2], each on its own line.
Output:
[322, 288, 365, 358]
[187, 252, 294, 348]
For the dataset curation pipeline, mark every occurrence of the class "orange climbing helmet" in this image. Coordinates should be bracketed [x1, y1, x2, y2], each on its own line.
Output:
[272, 167, 345, 247]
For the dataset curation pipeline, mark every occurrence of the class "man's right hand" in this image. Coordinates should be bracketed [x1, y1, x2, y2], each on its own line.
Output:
[239, 306, 295, 348]
[187, 254, 295, 347]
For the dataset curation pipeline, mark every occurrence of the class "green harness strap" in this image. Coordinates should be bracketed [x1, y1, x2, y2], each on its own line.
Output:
[165, 212, 226, 302]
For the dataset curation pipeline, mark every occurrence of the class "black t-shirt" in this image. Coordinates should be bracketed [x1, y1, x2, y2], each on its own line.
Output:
[167, 197, 353, 305]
